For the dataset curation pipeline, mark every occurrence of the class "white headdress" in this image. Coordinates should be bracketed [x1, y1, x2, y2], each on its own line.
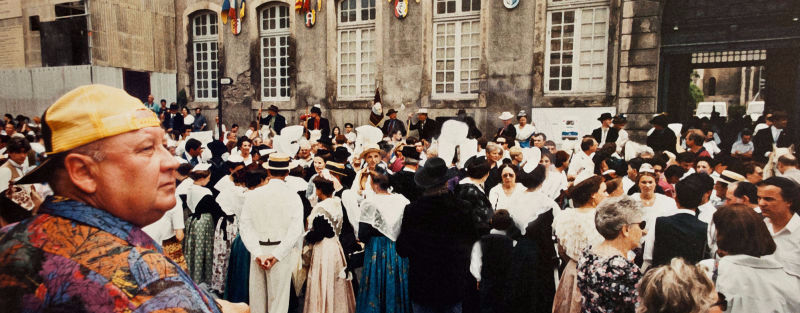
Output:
[274, 125, 305, 156]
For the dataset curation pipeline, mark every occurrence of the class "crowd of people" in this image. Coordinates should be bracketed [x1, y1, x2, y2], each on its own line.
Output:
[0, 84, 799, 313]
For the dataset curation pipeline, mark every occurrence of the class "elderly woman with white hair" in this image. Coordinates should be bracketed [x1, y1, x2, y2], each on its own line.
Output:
[577, 196, 646, 313]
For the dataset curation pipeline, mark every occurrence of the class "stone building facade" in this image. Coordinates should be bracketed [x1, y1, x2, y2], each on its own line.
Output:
[0, 0, 179, 116]
[177, 0, 638, 138]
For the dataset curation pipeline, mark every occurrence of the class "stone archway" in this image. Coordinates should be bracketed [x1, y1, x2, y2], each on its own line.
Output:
[617, 0, 800, 139]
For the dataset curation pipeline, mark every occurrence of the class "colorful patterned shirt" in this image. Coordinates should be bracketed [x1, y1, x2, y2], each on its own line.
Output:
[0, 197, 223, 313]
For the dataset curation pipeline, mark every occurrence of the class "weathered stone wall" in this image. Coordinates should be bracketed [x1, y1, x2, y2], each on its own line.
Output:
[617, 0, 661, 142]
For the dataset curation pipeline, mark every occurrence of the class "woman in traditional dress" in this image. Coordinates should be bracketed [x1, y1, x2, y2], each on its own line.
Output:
[304, 176, 356, 313]
[488, 164, 523, 211]
[514, 111, 536, 148]
[552, 175, 607, 313]
[210, 168, 247, 295]
[356, 171, 411, 313]
[183, 164, 226, 285]
[506, 165, 560, 312]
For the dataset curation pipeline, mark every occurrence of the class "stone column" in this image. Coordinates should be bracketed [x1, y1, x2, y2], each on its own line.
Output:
[617, 0, 661, 142]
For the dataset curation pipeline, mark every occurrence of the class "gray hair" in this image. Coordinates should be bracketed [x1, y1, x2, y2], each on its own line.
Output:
[595, 196, 643, 240]
[486, 142, 502, 154]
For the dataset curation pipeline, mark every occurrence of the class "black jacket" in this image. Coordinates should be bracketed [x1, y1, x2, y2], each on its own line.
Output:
[651, 213, 710, 267]
[753, 126, 796, 163]
[306, 116, 331, 139]
[409, 118, 439, 142]
[591, 127, 619, 145]
[382, 118, 407, 137]
[455, 183, 494, 236]
[495, 125, 516, 142]
[259, 113, 287, 135]
[162, 113, 184, 135]
[396, 190, 479, 306]
[390, 170, 424, 203]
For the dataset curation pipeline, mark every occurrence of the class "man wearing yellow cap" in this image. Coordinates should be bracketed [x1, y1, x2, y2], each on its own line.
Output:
[0, 85, 248, 313]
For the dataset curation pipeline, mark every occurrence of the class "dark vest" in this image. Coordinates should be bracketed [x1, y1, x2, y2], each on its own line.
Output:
[652, 213, 709, 267]
[480, 234, 514, 282]
[480, 233, 514, 313]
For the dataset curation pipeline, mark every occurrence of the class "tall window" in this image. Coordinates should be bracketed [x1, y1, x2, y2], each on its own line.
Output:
[338, 0, 376, 100]
[193, 12, 219, 101]
[260, 4, 291, 101]
[544, 6, 608, 93]
[432, 0, 480, 98]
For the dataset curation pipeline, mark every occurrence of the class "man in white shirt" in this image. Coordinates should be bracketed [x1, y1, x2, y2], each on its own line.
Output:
[240, 153, 305, 313]
[568, 137, 597, 181]
[730, 128, 754, 158]
[758, 176, 800, 276]
[0, 137, 43, 212]
[613, 114, 629, 154]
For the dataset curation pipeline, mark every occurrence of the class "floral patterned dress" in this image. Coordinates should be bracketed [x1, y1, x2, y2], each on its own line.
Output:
[576, 247, 641, 313]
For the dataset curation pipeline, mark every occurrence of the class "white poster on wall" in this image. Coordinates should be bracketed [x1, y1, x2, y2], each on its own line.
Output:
[529, 107, 616, 148]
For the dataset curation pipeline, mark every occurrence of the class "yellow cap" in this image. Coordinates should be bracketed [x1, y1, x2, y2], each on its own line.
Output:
[43, 84, 161, 154]
[17, 85, 161, 184]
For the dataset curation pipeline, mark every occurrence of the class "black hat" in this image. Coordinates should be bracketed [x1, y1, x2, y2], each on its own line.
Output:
[386, 109, 399, 116]
[207, 140, 227, 158]
[400, 145, 420, 161]
[267, 105, 279, 112]
[598, 112, 613, 121]
[169, 103, 179, 110]
[612, 114, 627, 124]
[310, 106, 322, 115]
[414, 157, 450, 188]
[334, 146, 351, 163]
[316, 148, 332, 160]
[650, 114, 669, 126]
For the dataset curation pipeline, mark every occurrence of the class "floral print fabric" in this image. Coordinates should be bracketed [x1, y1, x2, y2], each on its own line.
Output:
[576, 247, 641, 313]
[0, 197, 221, 313]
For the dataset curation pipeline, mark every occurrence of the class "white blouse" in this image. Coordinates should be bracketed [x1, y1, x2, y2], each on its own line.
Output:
[515, 124, 536, 142]
[508, 190, 559, 235]
[552, 208, 603, 261]
[488, 183, 524, 211]
[631, 193, 678, 234]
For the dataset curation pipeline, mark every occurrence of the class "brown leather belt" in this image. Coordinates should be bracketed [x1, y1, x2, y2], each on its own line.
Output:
[259, 240, 281, 246]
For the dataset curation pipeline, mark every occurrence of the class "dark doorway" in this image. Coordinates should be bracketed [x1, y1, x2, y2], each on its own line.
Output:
[123, 70, 151, 103]
[657, 0, 800, 136]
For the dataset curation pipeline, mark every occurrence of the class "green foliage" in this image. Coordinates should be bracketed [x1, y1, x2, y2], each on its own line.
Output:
[688, 70, 704, 109]
[689, 83, 704, 106]
[729, 104, 746, 119]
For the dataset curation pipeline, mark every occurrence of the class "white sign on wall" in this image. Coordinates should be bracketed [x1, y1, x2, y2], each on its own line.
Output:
[529, 107, 616, 146]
